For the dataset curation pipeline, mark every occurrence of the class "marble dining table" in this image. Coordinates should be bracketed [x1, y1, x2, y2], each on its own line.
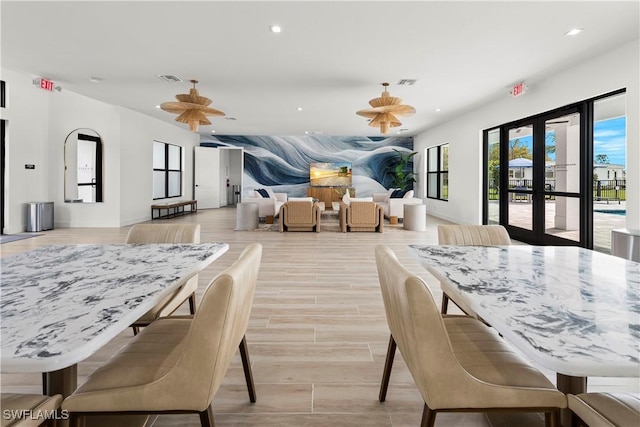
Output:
[408, 245, 640, 397]
[1, 242, 229, 397]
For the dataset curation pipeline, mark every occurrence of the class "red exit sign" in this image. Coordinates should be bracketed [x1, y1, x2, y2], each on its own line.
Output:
[39, 78, 55, 91]
[512, 82, 527, 97]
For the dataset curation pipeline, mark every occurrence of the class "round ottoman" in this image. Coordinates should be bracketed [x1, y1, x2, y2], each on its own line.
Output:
[236, 202, 259, 230]
[403, 203, 426, 231]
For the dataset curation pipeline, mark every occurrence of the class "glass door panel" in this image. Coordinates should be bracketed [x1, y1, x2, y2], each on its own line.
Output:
[507, 124, 534, 231]
[486, 128, 500, 224]
[543, 113, 581, 242]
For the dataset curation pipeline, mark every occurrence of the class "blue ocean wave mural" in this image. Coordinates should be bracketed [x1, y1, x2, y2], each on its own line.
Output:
[201, 135, 414, 197]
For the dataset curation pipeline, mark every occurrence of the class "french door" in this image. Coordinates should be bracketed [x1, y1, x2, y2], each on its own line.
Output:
[488, 105, 590, 246]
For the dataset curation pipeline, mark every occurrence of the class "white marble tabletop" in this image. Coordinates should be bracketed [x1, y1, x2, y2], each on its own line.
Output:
[1, 243, 229, 372]
[408, 245, 640, 378]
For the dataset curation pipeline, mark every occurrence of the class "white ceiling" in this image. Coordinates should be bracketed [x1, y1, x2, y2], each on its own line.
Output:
[1, 1, 638, 137]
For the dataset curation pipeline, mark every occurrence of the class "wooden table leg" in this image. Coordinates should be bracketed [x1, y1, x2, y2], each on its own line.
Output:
[557, 373, 587, 427]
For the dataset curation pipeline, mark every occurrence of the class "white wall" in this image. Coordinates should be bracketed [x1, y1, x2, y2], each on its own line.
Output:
[118, 107, 199, 226]
[415, 39, 640, 230]
[1, 67, 198, 232]
[0, 69, 51, 233]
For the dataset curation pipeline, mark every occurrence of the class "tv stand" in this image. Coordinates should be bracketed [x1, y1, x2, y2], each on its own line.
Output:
[307, 187, 355, 210]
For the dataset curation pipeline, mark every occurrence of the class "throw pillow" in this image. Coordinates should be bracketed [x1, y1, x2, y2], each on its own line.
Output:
[350, 197, 374, 202]
[256, 188, 270, 198]
[342, 192, 351, 206]
[403, 190, 414, 199]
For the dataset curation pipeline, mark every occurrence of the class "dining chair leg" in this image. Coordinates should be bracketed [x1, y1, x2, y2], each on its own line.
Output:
[131, 326, 140, 336]
[420, 404, 437, 427]
[239, 335, 257, 403]
[441, 293, 450, 314]
[42, 373, 48, 395]
[188, 293, 196, 315]
[199, 404, 215, 427]
[546, 409, 561, 427]
[379, 334, 396, 402]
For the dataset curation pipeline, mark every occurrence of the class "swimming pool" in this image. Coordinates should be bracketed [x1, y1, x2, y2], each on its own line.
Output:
[594, 209, 626, 216]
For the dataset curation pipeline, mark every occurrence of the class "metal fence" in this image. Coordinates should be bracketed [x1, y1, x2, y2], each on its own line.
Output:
[487, 179, 626, 201]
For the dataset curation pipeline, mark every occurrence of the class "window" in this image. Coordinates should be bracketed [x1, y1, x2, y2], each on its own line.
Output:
[153, 141, 182, 199]
[427, 143, 448, 201]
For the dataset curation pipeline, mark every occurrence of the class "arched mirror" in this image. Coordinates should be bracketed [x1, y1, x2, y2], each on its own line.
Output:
[64, 128, 103, 203]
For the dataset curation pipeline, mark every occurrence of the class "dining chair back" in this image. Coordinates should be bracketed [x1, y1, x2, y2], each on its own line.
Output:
[437, 224, 511, 316]
[374, 245, 565, 426]
[62, 243, 263, 427]
[126, 224, 201, 332]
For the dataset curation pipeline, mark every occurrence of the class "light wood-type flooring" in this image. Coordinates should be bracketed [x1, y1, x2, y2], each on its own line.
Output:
[1, 207, 637, 426]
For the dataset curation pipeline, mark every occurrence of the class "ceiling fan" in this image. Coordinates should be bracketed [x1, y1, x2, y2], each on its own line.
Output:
[160, 80, 225, 132]
[356, 83, 415, 134]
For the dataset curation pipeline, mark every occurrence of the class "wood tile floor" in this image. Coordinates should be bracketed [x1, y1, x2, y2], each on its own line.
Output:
[1, 207, 637, 426]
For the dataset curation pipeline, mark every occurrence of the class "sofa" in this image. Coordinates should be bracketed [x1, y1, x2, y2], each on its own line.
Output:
[242, 188, 288, 218]
[372, 189, 422, 220]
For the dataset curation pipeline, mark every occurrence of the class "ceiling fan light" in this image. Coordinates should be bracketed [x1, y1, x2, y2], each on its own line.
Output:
[357, 83, 414, 135]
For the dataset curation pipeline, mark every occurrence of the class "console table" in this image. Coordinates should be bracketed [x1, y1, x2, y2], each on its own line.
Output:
[307, 187, 355, 210]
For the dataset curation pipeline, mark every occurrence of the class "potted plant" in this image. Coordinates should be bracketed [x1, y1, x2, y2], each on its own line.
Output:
[388, 149, 417, 190]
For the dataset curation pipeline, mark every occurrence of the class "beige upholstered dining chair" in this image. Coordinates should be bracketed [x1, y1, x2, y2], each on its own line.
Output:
[339, 201, 384, 232]
[374, 245, 566, 426]
[62, 243, 263, 427]
[1, 393, 63, 427]
[126, 223, 201, 333]
[437, 224, 511, 316]
[568, 393, 640, 427]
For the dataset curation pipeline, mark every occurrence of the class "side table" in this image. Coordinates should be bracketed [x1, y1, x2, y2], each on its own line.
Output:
[236, 202, 259, 230]
[403, 203, 426, 231]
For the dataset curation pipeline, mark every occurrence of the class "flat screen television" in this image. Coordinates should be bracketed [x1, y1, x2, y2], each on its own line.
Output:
[309, 162, 352, 187]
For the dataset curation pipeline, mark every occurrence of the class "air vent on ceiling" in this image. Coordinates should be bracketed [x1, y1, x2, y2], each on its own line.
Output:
[225, 117, 237, 121]
[156, 74, 182, 83]
[397, 79, 417, 86]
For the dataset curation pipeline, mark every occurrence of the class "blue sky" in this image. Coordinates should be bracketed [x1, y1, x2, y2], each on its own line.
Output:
[509, 117, 626, 167]
[593, 116, 626, 166]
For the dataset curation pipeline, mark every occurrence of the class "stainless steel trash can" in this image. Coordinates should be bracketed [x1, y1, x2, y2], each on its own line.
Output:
[26, 202, 54, 232]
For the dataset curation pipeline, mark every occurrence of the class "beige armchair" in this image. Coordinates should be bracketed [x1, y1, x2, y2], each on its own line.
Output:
[279, 201, 321, 232]
[437, 224, 511, 317]
[62, 243, 263, 427]
[374, 245, 566, 426]
[339, 201, 383, 232]
[126, 224, 201, 334]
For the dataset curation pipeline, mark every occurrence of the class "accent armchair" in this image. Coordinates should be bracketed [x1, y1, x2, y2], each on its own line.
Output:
[339, 201, 384, 232]
[62, 243, 263, 427]
[279, 201, 321, 232]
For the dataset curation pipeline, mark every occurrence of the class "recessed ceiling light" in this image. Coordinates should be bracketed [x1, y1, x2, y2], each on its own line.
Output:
[211, 130, 216, 133]
[435, 108, 441, 112]
[564, 28, 583, 36]
[89, 76, 103, 83]
[155, 105, 161, 109]
[304, 131, 309, 135]
[269, 25, 282, 33]
[297, 107, 303, 111]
